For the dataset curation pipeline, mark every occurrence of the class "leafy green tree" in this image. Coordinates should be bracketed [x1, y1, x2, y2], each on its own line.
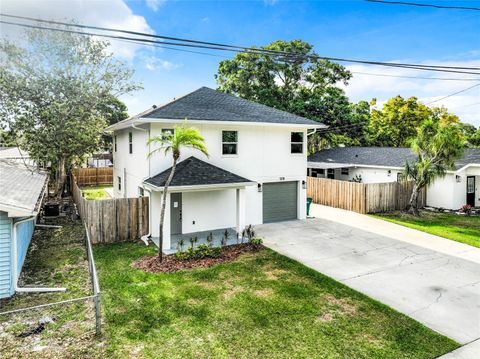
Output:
[98, 96, 129, 151]
[147, 123, 209, 262]
[459, 123, 480, 147]
[0, 27, 140, 195]
[403, 118, 464, 215]
[215, 40, 363, 148]
[368, 96, 432, 147]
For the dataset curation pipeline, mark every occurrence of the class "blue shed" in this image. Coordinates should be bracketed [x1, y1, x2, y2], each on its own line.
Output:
[0, 160, 48, 299]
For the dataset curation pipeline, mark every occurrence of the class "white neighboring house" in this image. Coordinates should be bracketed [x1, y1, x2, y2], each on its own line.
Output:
[307, 147, 480, 210]
[106, 87, 324, 251]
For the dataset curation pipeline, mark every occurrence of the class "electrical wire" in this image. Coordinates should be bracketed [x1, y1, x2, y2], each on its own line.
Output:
[365, 0, 480, 11]
[350, 71, 479, 81]
[1, 14, 480, 75]
[425, 83, 480, 104]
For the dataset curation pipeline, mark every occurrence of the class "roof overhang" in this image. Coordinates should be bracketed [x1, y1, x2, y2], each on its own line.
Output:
[0, 203, 39, 218]
[106, 117, 325, 132]
[307, 161, 405, 171]
[454, 163, 480, 174]
[143, 181, 256, 193]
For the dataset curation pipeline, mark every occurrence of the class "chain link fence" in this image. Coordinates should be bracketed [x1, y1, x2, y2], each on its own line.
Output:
[0, 217, 103, 358]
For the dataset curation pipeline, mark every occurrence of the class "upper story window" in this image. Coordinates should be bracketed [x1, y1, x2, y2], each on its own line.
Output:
[222, 130, 238, 155]
[114, 135, 117, 152]
[291, 132, 303, 154]
[162, 128, 174, 138]
[128, 132, 133, 154]
[118, 176, 122, 191]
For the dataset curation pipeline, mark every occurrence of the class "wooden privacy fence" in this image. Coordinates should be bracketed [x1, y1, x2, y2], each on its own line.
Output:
[72, 174, 149, 244]
[307, 177, 426, 214]
[74, 167, 113, 186]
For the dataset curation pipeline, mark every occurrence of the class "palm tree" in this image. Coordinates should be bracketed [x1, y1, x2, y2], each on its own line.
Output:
[147, 121, 208, 261]
[403, 118, 464, 216]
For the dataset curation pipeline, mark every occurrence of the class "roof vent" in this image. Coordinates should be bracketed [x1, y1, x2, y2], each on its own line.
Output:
[152, 105, 157, 109]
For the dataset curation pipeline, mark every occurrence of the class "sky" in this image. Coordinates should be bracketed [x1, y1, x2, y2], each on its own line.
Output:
[1, 0, 479, 125]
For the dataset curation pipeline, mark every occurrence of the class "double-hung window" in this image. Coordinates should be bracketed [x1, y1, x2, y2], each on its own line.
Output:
[128, 132, 133, 154]
[291, 132, 303, 154]
[162, 128, 174, 138]
[222, 131, 238, 155]
[118, 176, 122, 191]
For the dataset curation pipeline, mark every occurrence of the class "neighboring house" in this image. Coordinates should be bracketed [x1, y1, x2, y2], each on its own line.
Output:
[0, 160, 48, 299]
[308, 147, 480, 210]
[106, 87, 324, 250]
[87, 152, 113, 168]
[0, 147, 35, 167]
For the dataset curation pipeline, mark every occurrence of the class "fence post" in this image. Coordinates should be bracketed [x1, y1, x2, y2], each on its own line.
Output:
[94, 292, 102, 337]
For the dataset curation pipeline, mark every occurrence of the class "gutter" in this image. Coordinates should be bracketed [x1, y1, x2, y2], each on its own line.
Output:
[13, 216, 66, 293]
[140, 186, 152, 246]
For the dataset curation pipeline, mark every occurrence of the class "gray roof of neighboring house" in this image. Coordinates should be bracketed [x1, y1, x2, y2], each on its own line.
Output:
[0, 147, 30, 159]
[308, 147, 480, 170]
[0, 160, 48, 215]
[142, 87, 323, 126]
[144, 156, 254, 188]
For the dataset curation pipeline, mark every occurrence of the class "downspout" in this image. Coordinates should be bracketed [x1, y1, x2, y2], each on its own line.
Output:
[13, 216, 66, 293]
[140, 186, 153, 245]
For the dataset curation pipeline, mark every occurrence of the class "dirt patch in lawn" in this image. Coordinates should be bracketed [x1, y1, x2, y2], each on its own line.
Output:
[324, 294, 358, 315]
[132, 244, 264, 273]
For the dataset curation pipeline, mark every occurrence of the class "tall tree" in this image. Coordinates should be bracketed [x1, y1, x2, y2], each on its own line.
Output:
[98, 96, 129, 151]
[403, 118, 464, 215]
[0, 27, 141, 195]
[368, 96, 432, 147]
[147, 123, 209, 262]
[215, 40, 362, 147]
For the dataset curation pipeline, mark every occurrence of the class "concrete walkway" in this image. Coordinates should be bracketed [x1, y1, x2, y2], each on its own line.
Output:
[256, 204, 480, 349]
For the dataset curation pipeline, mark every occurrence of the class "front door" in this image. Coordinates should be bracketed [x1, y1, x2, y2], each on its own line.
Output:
[170, 193, 182, 234]
[466, 176, 475, 207]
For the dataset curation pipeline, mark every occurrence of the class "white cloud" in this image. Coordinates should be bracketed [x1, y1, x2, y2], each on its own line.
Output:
[142, 55, 181, 71]
[341, 59, 480, 126]
[146, 0, 166, 12]
[0, 0, 154, 60]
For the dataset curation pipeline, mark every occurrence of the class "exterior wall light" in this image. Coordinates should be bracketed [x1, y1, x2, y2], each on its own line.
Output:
[456, 175, 462, 183]
[257, 183, 262, 192]
[387, 170, 391, 176]
[302, 180, 307, 189]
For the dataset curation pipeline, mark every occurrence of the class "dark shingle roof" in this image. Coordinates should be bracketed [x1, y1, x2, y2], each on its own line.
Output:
[144, 156, 254, 188]
[143, 87, 322, 126]
[308, 147, 480, 170]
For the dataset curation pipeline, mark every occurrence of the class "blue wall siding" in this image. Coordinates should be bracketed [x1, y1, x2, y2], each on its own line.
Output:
[0, 211, 13, 299]
[15, 218, 35, 282]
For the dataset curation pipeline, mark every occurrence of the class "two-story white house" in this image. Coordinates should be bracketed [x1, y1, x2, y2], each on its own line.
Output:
[106, 87, 324, 251]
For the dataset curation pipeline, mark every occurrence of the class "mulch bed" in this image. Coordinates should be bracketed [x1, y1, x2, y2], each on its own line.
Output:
[132, 243, 264, 273]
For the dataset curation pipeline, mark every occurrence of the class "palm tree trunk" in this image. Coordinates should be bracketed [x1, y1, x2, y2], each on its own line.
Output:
[408, 183, 420, 216]
[158, 158, 178, 262]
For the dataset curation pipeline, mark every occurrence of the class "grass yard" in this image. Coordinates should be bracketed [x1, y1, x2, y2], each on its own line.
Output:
[94, 243, 458, 359]
[81, 186, 112, 200]
[373, 210, 480, 248]
[0, 217, 102, 359]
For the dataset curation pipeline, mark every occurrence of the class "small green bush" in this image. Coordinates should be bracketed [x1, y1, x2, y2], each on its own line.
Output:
[249, 237, 263, 246]
[175, 244, 221, 260]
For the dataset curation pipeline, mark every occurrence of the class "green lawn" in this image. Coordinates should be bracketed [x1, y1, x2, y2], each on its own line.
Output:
[0, 217, 102, 358]
[81, 186, 112, 200]
[373, 211, 480, 248]
[94, 243, 458, 359]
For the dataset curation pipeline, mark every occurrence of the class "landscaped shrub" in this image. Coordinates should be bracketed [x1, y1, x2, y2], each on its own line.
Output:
[175, 244, 221, 260]
[460, 204, 473, 216]
[249, 237, 263, 246]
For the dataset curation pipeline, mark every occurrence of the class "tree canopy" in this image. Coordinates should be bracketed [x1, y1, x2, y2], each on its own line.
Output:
[0, 27, 141, 193]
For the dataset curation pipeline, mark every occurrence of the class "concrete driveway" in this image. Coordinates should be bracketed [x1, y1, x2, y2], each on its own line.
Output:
[256, 205, 480, 347]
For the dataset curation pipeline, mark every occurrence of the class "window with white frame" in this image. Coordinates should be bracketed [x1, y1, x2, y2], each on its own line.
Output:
[327, 169, 335, 179]
[341, 168, 349, 175]
[114, 135, 117, 152]
[138, 187, 144, 197]
[118, 176, 122, 191]
[291, 132, 303, 153]
[128, 132, 133, 154]
[222, 130, 238, 155]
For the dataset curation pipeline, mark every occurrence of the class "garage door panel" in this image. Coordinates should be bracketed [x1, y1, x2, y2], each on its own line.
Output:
[263, 181, 297, 223]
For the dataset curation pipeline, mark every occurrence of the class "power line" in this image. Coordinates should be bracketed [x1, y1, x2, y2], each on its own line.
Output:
[425, 83, 480, 104]
[365, 0, 480, 11]
[350, 71, 479, 81]
[1, 14, 480, 75]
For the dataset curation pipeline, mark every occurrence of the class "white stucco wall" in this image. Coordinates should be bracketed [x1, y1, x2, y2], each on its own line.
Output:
[113, 121, 309, 246]
[112, 127, 150, 198]
[309, 166, 401, 184]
